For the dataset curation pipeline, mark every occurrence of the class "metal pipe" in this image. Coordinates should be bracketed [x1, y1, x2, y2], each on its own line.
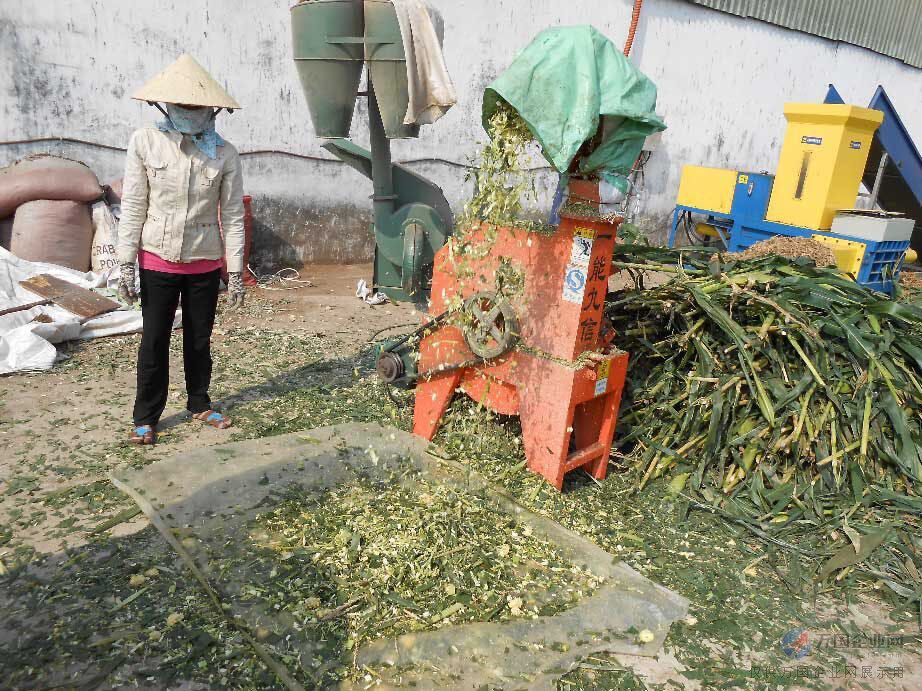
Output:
[869, 152, 889, 209]
[623, 0, 644, 56]
[368, 77, 396, 225]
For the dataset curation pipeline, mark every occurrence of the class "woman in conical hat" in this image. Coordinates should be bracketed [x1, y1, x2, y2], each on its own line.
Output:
[116, 54, 245, 445]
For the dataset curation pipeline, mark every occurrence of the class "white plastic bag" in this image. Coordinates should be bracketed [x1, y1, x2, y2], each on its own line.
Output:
[90, 201, 119, 274]
[356, 279, 389, 305]
[0, 247, 177, 375]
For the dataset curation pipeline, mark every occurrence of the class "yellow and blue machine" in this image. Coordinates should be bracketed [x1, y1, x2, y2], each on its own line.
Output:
[669, 102, 914, 293]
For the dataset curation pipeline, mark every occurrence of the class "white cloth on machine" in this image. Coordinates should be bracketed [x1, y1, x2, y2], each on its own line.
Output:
[390, 0, 456, 126]
[0, 248, 178, 375]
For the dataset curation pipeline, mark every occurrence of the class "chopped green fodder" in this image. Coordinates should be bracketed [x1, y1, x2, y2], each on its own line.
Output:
[249, 477, 603, 652]
[458, 102, 612, 233]
[557, 200, 620, 224]
[421, 103, 546, 338]
[457, 102, 537, 234]
[442, 103, 539, 314]
[439, 103, 614, 366]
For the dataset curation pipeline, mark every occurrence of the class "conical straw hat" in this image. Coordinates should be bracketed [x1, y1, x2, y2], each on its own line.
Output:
[132, 54, 241, 109]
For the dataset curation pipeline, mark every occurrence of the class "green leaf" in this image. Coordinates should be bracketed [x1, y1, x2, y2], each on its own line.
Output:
[667, 473, 690, 499]
[817, 527, 891, 581]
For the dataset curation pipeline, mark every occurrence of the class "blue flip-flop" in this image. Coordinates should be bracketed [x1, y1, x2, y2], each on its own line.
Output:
[129, 424, 156, 445]
[194, 411, 232, 429]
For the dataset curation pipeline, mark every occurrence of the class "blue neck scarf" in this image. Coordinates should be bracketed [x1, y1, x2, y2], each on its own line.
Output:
[157, 105, 224, 159]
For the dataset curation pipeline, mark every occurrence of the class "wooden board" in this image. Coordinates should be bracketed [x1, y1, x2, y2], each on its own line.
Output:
[19, 274, 121, 319]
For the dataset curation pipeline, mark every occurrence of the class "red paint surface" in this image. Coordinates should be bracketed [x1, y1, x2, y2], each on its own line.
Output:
[414, 190, 630, 490]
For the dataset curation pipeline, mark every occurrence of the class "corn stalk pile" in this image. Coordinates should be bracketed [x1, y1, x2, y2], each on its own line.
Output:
[608, 243, 922, 606]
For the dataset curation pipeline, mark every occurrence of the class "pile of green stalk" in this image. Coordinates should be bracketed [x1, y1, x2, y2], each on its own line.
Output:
[607, 242, 922, 607]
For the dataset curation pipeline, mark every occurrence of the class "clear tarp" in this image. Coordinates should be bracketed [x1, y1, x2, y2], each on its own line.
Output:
[112, 423, 688, 689]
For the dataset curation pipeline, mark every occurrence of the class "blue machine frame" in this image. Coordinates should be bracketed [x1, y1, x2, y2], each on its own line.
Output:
[825, 84, 922, 209]
[668, 170, 908, 293]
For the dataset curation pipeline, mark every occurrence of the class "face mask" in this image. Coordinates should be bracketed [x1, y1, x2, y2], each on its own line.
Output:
[165, 104, 215, 135]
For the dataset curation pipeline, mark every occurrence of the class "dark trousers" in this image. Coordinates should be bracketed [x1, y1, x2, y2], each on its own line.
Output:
[133, 268, 221, 426]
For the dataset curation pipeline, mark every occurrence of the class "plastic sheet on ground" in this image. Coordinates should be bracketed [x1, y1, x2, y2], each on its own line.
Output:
[111, 423, 689, 690]
[0, 247, 176, 374]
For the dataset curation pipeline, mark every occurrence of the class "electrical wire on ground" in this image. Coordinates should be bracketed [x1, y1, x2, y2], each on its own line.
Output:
[248, 266, 313, 291]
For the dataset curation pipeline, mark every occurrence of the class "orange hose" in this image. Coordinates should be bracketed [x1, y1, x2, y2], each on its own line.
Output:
[623, 0, 643, 56]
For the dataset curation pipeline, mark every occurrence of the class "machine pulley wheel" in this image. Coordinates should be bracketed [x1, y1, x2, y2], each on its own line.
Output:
[462, 292, 520, 360]
[401, 221, 425, 298]
[376, 350, 406, 384]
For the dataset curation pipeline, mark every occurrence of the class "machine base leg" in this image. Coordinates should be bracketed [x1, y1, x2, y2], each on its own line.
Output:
[413, 371, 463, 441]
[519, 394, 571, 490]
[517, 358, 626, 490]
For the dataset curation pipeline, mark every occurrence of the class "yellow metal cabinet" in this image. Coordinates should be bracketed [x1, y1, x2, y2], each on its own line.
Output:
[676, 166, 739, 214]
[766, 104, 883, 230]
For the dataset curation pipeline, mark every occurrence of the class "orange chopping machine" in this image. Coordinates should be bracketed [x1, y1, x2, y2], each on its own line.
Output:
[404, 180, 630, 489]
[371, 25, 665, 489]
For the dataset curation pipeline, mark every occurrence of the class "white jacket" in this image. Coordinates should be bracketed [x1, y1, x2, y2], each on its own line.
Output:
[116, 127, 245, 272]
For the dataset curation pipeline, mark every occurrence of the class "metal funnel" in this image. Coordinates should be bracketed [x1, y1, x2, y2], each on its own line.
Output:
[291, 0, 364, 139]
[364, 0, 418, 139]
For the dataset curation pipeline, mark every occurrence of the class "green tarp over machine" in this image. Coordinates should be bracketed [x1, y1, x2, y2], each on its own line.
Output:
[483, 25, 666, 191]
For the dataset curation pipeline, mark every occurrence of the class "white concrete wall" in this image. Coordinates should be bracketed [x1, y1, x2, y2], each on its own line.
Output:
[2, 0, 921, 266]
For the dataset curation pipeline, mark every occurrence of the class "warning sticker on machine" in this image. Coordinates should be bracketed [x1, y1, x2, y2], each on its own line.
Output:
[801, 136, 823, 145]
[562, 264, 588, 303]
[569, 227, 595, 267]
[594, 359, 611, 396]
[849, 140, 862, 150]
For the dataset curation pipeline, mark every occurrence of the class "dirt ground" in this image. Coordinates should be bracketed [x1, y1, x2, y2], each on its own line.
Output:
[0, 264, 416, 555]
[0, 263, 919, 690]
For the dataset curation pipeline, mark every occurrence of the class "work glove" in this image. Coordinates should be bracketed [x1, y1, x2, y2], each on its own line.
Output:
[227, 271, 245, 310]
[118, 263, 138, 304]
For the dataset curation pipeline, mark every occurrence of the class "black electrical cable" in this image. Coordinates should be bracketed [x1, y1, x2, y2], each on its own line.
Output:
[0, 136, 130, 153]
[383, 381, 411, 408]
[683, 211, 699, 245]
[682, 210, 716, 247]
[0, 137, 556, 172]
[367, 322, 420, 343]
